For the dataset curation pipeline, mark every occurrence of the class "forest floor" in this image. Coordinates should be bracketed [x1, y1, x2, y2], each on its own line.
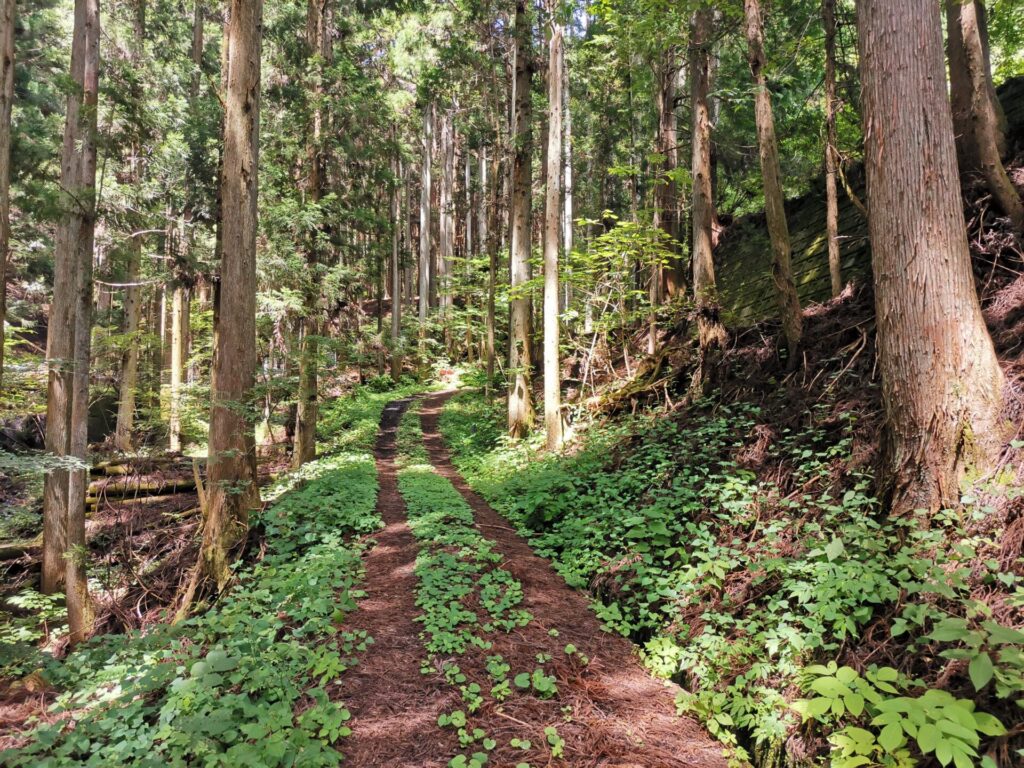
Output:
[339, 391, 728, 768]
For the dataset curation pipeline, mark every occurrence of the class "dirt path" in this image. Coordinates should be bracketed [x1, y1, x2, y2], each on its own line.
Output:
[420, 391, 726, 767]
[340, 398, 460, 766]
[343, 393, 727, 767]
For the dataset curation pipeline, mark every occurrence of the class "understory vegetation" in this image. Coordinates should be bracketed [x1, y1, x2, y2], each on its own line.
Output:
[439, 390, 1024, 767]
[0, 384, 420, 766]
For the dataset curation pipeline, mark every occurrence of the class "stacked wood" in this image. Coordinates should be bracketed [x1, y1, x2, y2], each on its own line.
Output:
[85, 455, 205, 514]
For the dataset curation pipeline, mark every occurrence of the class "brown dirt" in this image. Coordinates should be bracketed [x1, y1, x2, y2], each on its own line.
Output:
[415, 390, 728, 768]
[339, 397, 461, 766]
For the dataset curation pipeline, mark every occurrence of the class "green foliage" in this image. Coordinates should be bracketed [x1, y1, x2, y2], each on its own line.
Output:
[439, 390, 1023, 766]
[0, 379, 410, 765]
[795, 664, 1006, 768]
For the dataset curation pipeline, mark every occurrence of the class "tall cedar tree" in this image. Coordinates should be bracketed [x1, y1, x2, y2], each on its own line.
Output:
[293, 0, 331, 469]
[744, 0, 802, 361]
[0, 0, 13, 388]
[185, 0, 263, 600]
[41, 0, 100, 645]
[543, 6, 563, 451]
[688, 7, 727, 397]
[822, 0, 842, 296]
[858, 0, 1005, 515]
[507, 0, 535, 438]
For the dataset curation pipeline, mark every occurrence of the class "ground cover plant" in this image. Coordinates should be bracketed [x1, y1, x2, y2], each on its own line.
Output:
[394, 403, 540, 767]
[0, 383, 422, 766]
[439, 389, 1024, 767]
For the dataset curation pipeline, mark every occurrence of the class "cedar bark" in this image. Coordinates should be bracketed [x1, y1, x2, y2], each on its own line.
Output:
[744, 0, 802, 360]
[391, 155, 402, 381]
[418, 103, 432, 332]
[42, 0, 100, 645]
[507, 0, 535, 438]
[0, 0, 13, 388]
[293, 0, 330, 469]
[823, 0, 842, 297]
[189, 0, 262, 596]
[858, 0, 1005, 515]
[439, 109, 454, 316]
[947, 0, 1023, 232]
[543, 11, 563, 451]
[688, 8, 727, 397]
[169, 285, 188, 451]
[653, 52, 681, 299]
[113, 0, 147, 452]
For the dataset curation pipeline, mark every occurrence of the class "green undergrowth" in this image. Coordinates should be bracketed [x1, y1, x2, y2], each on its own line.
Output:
[439, 389, 1024, 768]
[0, 382, 423, 767]
[395, 403, 560, 768]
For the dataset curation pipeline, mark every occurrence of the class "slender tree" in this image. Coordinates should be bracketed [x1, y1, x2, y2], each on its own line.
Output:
[688, 7, 727, 397]
[170, 0, 205, 453]
[0, 0, 13, 388]
[823, 0, 841, 297]
[418, 103, 432, 334]
[507, 0, 535, 438]
[185, 0, 263, 598]
[293, 0, 330, 469]
[543, 6, 563, 451]
[946, 0, 1022, 233]
[858, 0, 1005, 515]
[391, 154, 402, 380]
[41, 0, 100, 645]
[113, 0, 147, 452]
[744, 0, 801, 360]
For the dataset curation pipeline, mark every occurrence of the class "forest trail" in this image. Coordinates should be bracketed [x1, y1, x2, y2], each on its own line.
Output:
[340, 392, 728, 767]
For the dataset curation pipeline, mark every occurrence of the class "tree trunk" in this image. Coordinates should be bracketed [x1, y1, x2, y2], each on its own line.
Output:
[112, 0, 147, 452]
[947, 0, 1023, 232]
[654, 51, 681, 299]
[486, 148, 499, 401]
[543, 12, 563, 452]
[418, 103, 432, 334]
[508, 0, 535, 439]
[562, 45, 572, 312]
[391, 155, 402, 381]
[188, 0, 262, 598]
[858, 0, 1005, 515]
[113, 238, 142, 451]
[744, 0, 802, 361]
[41, 0, 100, 646]
[0, 0, 13, 389]
[292, 0, 329, 470]
[688, 8, 727, 398]
[169, 284, 188, 451]
[823, 0, 842, 297]
[439, 109, 454, 324]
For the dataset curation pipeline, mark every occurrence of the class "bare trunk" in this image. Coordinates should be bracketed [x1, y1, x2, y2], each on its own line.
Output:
[169, 285, 187, 451]
[744, 0, 802, 360]
[823, 0, 842, 297]
[654, 52, 681, 299]
[507, 0, 535, 438]
[689, 8, 727, 397]
[485, 148, 498, 400]
[439, 109, 454, 320]
[0, 0, 13, 388]
[391, 155, 402, 380]
[42, 0, 99, 647]
[113, 238, 142, 451]
[418, 104, 432, 333]
[188, 0, 262, 598]
[947, 0, 1023, 232]
[293, 0, 330, 470]
[543, 13, 563, 451]
[859, 0, 1005, 515]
